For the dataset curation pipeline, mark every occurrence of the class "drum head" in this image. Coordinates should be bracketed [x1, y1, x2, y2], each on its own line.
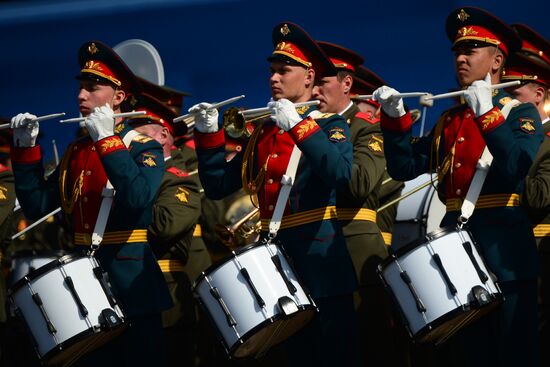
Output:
[113, 39, 165, 85]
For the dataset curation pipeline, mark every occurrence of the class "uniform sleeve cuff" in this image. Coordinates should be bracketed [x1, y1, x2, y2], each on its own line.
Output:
[380, 111, 412, 132]
[10, 145, 42, 164]
[475, 106, 505, 133]
[95, 136, 126, 157]
[194, 130, 225, 150]
[288, 117, 320, 143]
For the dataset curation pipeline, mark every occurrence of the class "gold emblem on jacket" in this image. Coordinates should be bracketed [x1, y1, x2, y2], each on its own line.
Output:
[175, 187, 189, 203]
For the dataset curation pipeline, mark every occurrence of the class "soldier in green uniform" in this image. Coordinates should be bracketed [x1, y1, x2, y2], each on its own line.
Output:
[501, 24, 550, 367]
[10, 41, 171, 366]
[374, 7, 543, 367]
[312, 41, 398, 367]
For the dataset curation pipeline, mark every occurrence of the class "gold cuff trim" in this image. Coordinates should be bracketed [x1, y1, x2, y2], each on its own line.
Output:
[158, 259, 186, 273]
[446, 194, 520, 212]
[336, 208, 377, 222]
[533, 224, 550, 238]
[261, 206, 338, 231]
[74, 229, 148, 245]
[381, 232, 392, 246]
[193, 224, 202, 237]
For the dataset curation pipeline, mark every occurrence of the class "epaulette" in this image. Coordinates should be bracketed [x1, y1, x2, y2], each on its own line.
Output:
[314, 112, 336, 119]
[355, 111, 379, 124]
[167, 166, 189, 177]
[132, 134, 154, 143]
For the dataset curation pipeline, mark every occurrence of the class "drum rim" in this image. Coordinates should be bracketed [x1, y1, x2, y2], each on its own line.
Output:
[39, 322, 126, 362]
[378, 225, 473, 270]
[8, 252, 93, 295]
[192, 241, 277, 291]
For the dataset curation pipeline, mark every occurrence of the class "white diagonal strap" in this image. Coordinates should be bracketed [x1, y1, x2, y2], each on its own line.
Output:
[460, 99, 520, 221]
[269, 145, 302, 236]
[91, 130, 140, 245]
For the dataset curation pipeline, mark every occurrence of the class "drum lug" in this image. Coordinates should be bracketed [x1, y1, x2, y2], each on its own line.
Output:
[462, 241, 489, 283]
[399, 271, 427, 313]
[271, 255, 297, 294]
[64, 276, 89, 317]
[278, 296, 299, 317]
[31, 292, 57, 334]
[210, 287, 237, 327]
[239, 268, 266, 308]
[431, 253, 458, 295]
[93, 266, 117, 308]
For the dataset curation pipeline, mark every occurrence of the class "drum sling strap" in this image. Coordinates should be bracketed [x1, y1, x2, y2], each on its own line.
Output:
[459, 99, 520, 222]
[90, 130, 139, 250]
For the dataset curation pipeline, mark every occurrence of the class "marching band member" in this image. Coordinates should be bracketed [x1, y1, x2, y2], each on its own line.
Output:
[312, 41, 399, 367]
[503, 23, 550, 366]
[10, 41, 171, 366]
[373, 7, 542, 367]
[192, 22, 360, 367]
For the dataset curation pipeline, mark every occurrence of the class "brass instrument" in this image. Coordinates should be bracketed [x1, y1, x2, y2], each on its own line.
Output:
[222, 107, 271, 139]
[215, 207, 261, 249]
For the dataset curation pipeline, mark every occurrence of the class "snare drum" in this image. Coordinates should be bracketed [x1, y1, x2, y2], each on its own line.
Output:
[194, 241, 316, 358]
[378, 226, 502, 345]
[8, 254, 126, 366]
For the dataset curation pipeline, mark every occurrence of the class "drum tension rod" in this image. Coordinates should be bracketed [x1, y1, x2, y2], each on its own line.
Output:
[210, 287, 237, 327]
[240, 268, 266, 308]
[64, 276, 89, 318]
[271, 255, 297, 295]
[93, 267, 117, 308]
[431, 254, 458, 295]
[31, 292, 57, 334]
[462, 241, 489, 283]
[399, 271, 427, 313]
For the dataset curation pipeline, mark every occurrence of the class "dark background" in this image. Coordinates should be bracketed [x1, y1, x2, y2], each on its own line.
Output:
[1, 0, 549, 163]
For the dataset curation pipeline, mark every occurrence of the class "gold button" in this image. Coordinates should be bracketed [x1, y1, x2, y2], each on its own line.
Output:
[458, 137, 465, 143]
[454, 163, 461, 168]
[91, 146, 96, 151]
[267, 179, 274, 184]
[465, 113, 471, 119]
[278, 129, 284, 134]
[73, 146, 78, 151]
[86, 170, 92, 176]
[456, 189, 462, 195]
[260, 129, 264, 134]
[84, 223, 90, 229]
[268, 205, 274, 211]
[272, 154, 278, 158]
[446, 116, 451, 122]
[83, 197, 88, 203]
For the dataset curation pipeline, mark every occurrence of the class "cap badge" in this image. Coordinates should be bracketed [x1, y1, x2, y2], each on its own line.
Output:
[88, 42, 99, 55]
[276, 42, 295, 54]
[281, 24, 290, 36]
[457, 27, 478, 37]
[457, 9, 470, 22]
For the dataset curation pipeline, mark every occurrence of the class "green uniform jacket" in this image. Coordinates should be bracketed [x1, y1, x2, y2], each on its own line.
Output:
[522, 121, 550, 251]
[339, 104, 388, 285]
[376, 171, 404, 245]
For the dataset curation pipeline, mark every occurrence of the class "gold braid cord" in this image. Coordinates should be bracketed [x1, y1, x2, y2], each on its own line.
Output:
[59, 143, 84, 214]
[241, 120, 270, 195]
[430, 112, 456, 189]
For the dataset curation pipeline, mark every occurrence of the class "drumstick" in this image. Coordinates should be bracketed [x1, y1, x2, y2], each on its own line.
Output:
[377, 175, 438, 212]
[0, 112, 66, 130]
[355, 92, 428, 100]
[11, 207, 62, 240]
[424, 81, 521, 101]
[240, 100, 320, 117]
[59, 111, 146, 123]
[173, 95, 246, 123]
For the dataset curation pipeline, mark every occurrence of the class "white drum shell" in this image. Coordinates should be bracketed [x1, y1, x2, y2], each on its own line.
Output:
[10, 256, 124, 358]
[9, 256, 59, 286]
[195, 243, 313, 351]
[381, 229, 500, 337]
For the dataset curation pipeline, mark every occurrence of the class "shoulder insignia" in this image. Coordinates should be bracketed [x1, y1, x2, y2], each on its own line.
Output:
[114, 123, 125, 134]
[519, 118, 536, 134]
[317, 112, 335, 119]
[167, 166, 189, 177]
[142, 152, 158, 167]
[367, 135, 384, 153]
[355, 111, 379, 124]
[328, 127, 346, 142]
[133, 134, 153, 143]
[0, 185, 7, 201]
[499, 97, 513, 106]
[175, 187, 190, 203]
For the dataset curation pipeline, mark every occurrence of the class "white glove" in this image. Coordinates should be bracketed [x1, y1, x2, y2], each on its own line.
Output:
[11, 113, 39, 147]
[463, 73, 494, 117]
[188, 102, 219, 133]
[372, 86, 406, 118]
[268, 99, 303, 131]
[85, 103, 115, 142]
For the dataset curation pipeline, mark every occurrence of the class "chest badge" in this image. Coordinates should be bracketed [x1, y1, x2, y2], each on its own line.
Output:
[328, 127, 346, 142]
[520, 118, 536, 134]
[175, 187, 190, 203]
[367, 136, 383, 153]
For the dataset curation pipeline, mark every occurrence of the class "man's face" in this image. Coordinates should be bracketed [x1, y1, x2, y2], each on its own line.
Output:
[78, 80, 116, 116]
[269, 61, 311, 102]
[506, 83, 538, 104]
[312, 75, 347, 113]
[453, 44, 497, 87]
[356, 100, 380, 117]
[133, 123, 170, 148]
